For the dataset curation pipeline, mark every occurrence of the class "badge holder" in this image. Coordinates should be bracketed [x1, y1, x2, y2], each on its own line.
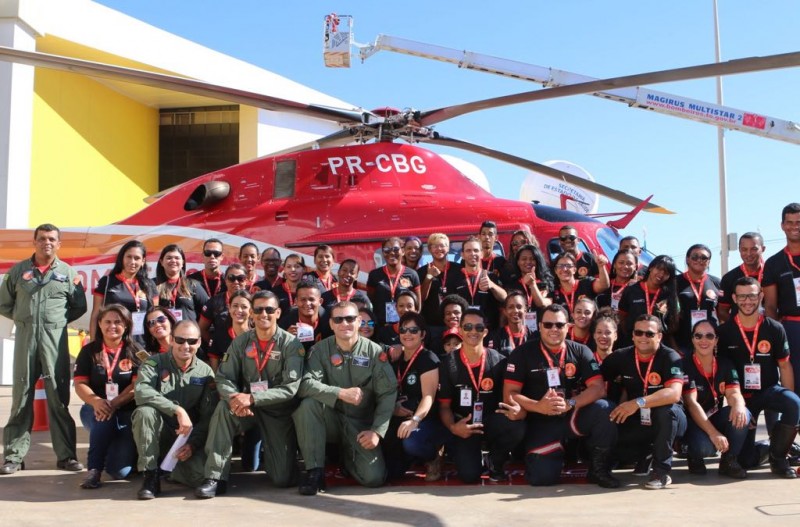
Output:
[472, 401, 484, 424]
[640, 407, 652, 426]
[106, 381, 119, 401]
[250, 380, 269, 393]
[131, 312, 146, 336]
[385, 302, 399, 323]
[297, 323, 315, 342]
[524, 312, 537, 332]
[744, 363, 762, 391]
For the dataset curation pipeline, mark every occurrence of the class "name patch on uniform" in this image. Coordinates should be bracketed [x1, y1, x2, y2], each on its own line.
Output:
[352, 355, 370, 368]
[190, 377, 207, 385]
[270, 351, 282, 360]
[53, 272, 67, 282]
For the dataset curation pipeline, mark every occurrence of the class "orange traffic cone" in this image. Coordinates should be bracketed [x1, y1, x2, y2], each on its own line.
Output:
[32, 377, 49, 432]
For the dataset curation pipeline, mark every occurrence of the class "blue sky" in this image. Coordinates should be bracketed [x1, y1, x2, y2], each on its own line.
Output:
[96, 1, 800, 276]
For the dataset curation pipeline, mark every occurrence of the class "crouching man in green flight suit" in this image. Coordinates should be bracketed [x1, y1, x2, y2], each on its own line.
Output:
[195, 291, 305, 499]
[133, 320, 214, 499]
[293, 301, 397, 495]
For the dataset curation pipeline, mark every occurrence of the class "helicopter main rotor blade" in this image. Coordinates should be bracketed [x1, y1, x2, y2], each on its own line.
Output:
[429, 134, 673, 214]
[0, 46, 373, 125]
[267, 129, 357, 156]
[420, 51, 800, 126]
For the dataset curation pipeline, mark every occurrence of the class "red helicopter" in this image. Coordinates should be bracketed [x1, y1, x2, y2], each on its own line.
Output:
[0, 44, 798, 330]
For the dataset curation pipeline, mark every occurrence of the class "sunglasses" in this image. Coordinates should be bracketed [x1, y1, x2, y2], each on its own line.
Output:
[360, 320, 375, 328]
[735, 293, 759, 302]
[203, 250, 222, 258]
[332, 315, 358, 324]
[461, 323, 486, 333]
[173, 336, 200, 345]
[227, 274, 247, 283]
[542, 321, 568, 329]
[252, 306, 278, 315]
[693, 332, 716, 340]
[689, 254, 711, 262]
[633, 329, 658, 338]
[146, 315, 168, 328]
[399, 326, 422, 335]
[383, 247, 402, 254]
[559, 235, 577, 242]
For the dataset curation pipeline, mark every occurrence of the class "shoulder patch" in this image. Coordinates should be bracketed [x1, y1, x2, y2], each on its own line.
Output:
[379, 351, 388, 362]
[670, 367, 682, 375]
[221, 353, 229, 363]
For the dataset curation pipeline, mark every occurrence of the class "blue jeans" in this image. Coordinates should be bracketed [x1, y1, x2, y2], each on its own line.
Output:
[685, 406, 751, 458]
[403, 415, 451, 461]
[79, 404, 137, 479]
[783, 319, 800, 398]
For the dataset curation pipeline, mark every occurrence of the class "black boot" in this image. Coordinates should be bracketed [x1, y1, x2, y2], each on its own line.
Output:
[298, 467, 326, 496]
[718, 452, 747, 479]
[769, 423, 798, 479]
[195, 478, 227, 499]
[138, 470, 161, 500]
[587, 447, 620, 489]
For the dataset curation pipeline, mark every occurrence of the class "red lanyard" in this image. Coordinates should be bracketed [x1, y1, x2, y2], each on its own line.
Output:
[610, 279, 627, 300]
[433, 262, 450, 287]
[641, 282, 661, 315]
[283, 282, 296, 307]
[397, 344, 424, 386]
[784, 247, 800, 274]
[568, 328, 590, 344]
[164, 278, 180, 307]
[252, 339, 276, 379]
[335, 287, 356, 303]
[692, 353, 718, 403]
[202, 270, 221, 297]
[459, 348, 486, 394]
[683, 272, 707, 305]
[481, 253, 495, 272]
[540, 342, 566, 372]
[316, 271, 333, 290]
[117, 273, 141, 311]
[559, 282, 577, 313]
[634, 350, 656, 395]
[101, 343, 123, 382]
[518, 278, 537, 308]
[384, 265, 406, 299]
[228, 326, 236, 340]
[505, 325, 527, 349]
[740, 262, 764, 284]
[463, 269, 481, 304]
[594, 352, 605, 366]
[735, 314, 763, 363]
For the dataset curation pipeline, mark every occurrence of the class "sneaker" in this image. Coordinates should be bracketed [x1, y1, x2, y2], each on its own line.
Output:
[687, 457, 707, 475]
[57, 458, 84, 472]
[80, 469, 102, 489]
[0, 460, 24, 475]
[488, 469, 509, 483]
[644, 472, 672, 489]
[632, 454, 652, 476]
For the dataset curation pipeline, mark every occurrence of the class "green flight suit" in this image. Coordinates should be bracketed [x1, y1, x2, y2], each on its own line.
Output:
[132, 352, 214, 487]
[294, 336, 396, 487]
[0, 256, 87, 463]
[204, 327, 304, 486]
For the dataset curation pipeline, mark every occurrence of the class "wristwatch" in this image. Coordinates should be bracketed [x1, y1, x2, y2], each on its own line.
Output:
[635, 397, 647, 408]
[411, 415, 422, 424]
[567, 398, 576, 409]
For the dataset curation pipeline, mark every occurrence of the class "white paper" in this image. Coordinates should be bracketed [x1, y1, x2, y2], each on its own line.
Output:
[159, 427, 192, 472]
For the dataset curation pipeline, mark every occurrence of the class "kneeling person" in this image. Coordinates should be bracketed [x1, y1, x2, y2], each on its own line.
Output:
[133, 320, 215, 500]
[196, 291, 305, 498]
[293, 302, 397, 495]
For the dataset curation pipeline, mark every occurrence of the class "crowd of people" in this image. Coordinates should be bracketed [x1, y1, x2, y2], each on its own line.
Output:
[1, 201, 799, 499]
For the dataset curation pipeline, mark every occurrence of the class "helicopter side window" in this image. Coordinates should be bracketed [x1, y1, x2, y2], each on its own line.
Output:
[274, 160, 296, 199]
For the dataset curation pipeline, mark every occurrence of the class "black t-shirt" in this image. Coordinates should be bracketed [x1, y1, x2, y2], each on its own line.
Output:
[486, 325, 534, 358]
[186, 270, 226, 298]
[277, 307, 331, 353]
[367, 266, 421, 326]
[682, 353, 739, 413]
[617, 282, 673, 346]
[320, 288, 371, 312]
[505, 337, 601, 402]
[451, 268, 502, 330]
[376, 324, 400, 347]
[253, 276, 283, 293]
[438, 348, 506, 417]
[73, 343, 139, 412]
[418, 262, 462, 327]
[601, 345, 684, 402]
[717, 316, 790, 397]
[574, 251, 599, 279]
[302, 271, 337, 294]
[675, 273, 721, 350]
[552, 279, 597, 315]
[154, 277, 209, 322]
[596, 281, 632, 312]
[94, 274, 156, 315]
[762, 248, 800, 317]
[393, 347, 440, 413]
[481, 255, 507, 285]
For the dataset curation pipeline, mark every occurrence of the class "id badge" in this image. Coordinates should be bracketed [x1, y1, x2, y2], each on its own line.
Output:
[250, 380, 269, 393]
[460, 388, 472, 407]
[472, 401, 484, 424]
[131, 312, 146, 336]
[610, 293, 621, 311]
[105, 382, 119, 401]
[794, 277, 800, 307]
[744, 363, 762, 390]
[385, 302, 399, 323]
[296, 323, 315, 343]
[524, 312, 538, 332]
[546, 367, 561, 388]
[691, 309, 707, 325]
[640, 407, 652, 426]
[469, 305, 480, 311]
[169, 309, 183, 322]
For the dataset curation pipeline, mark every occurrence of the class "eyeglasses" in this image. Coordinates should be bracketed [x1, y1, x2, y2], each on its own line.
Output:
[559, 235, 577, 242]
[146, 315, 168, 328]
[556, 264, 576, 270]
[461, 323, 486, 333]
[735, 293, 760, 302]
[203, 250, 222, 258]
[227, 274, 247, 283]
[332, 315, 358, 324]
[693, 332, 716, 340]
[689, 254, 711, 262]
[633, 329, 658, 338]
[173, 336, 200, 345]
[383, 247, 401, 254]
[542, 321, 568, 329]
[252, 306, 278, 315]
[399, 326, 422, 335]
[360, 320, 375, 328]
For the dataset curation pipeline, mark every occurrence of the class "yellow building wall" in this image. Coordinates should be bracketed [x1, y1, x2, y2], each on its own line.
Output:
[29, 68, 159, 227]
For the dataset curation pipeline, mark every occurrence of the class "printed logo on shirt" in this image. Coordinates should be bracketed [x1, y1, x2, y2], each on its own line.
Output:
[480, 377, 494, 391]
[578, 267, 588, 277]
[565, 363, 577, 378]
[757, 340, 771, 354]
[399, 277, 412, 288]
[648, 372, 662, 386]
[506, 364, 516, 373]
[118, 359, 133, 372]
[331, 353, 343, 367]
[407, 373, 418, 386]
